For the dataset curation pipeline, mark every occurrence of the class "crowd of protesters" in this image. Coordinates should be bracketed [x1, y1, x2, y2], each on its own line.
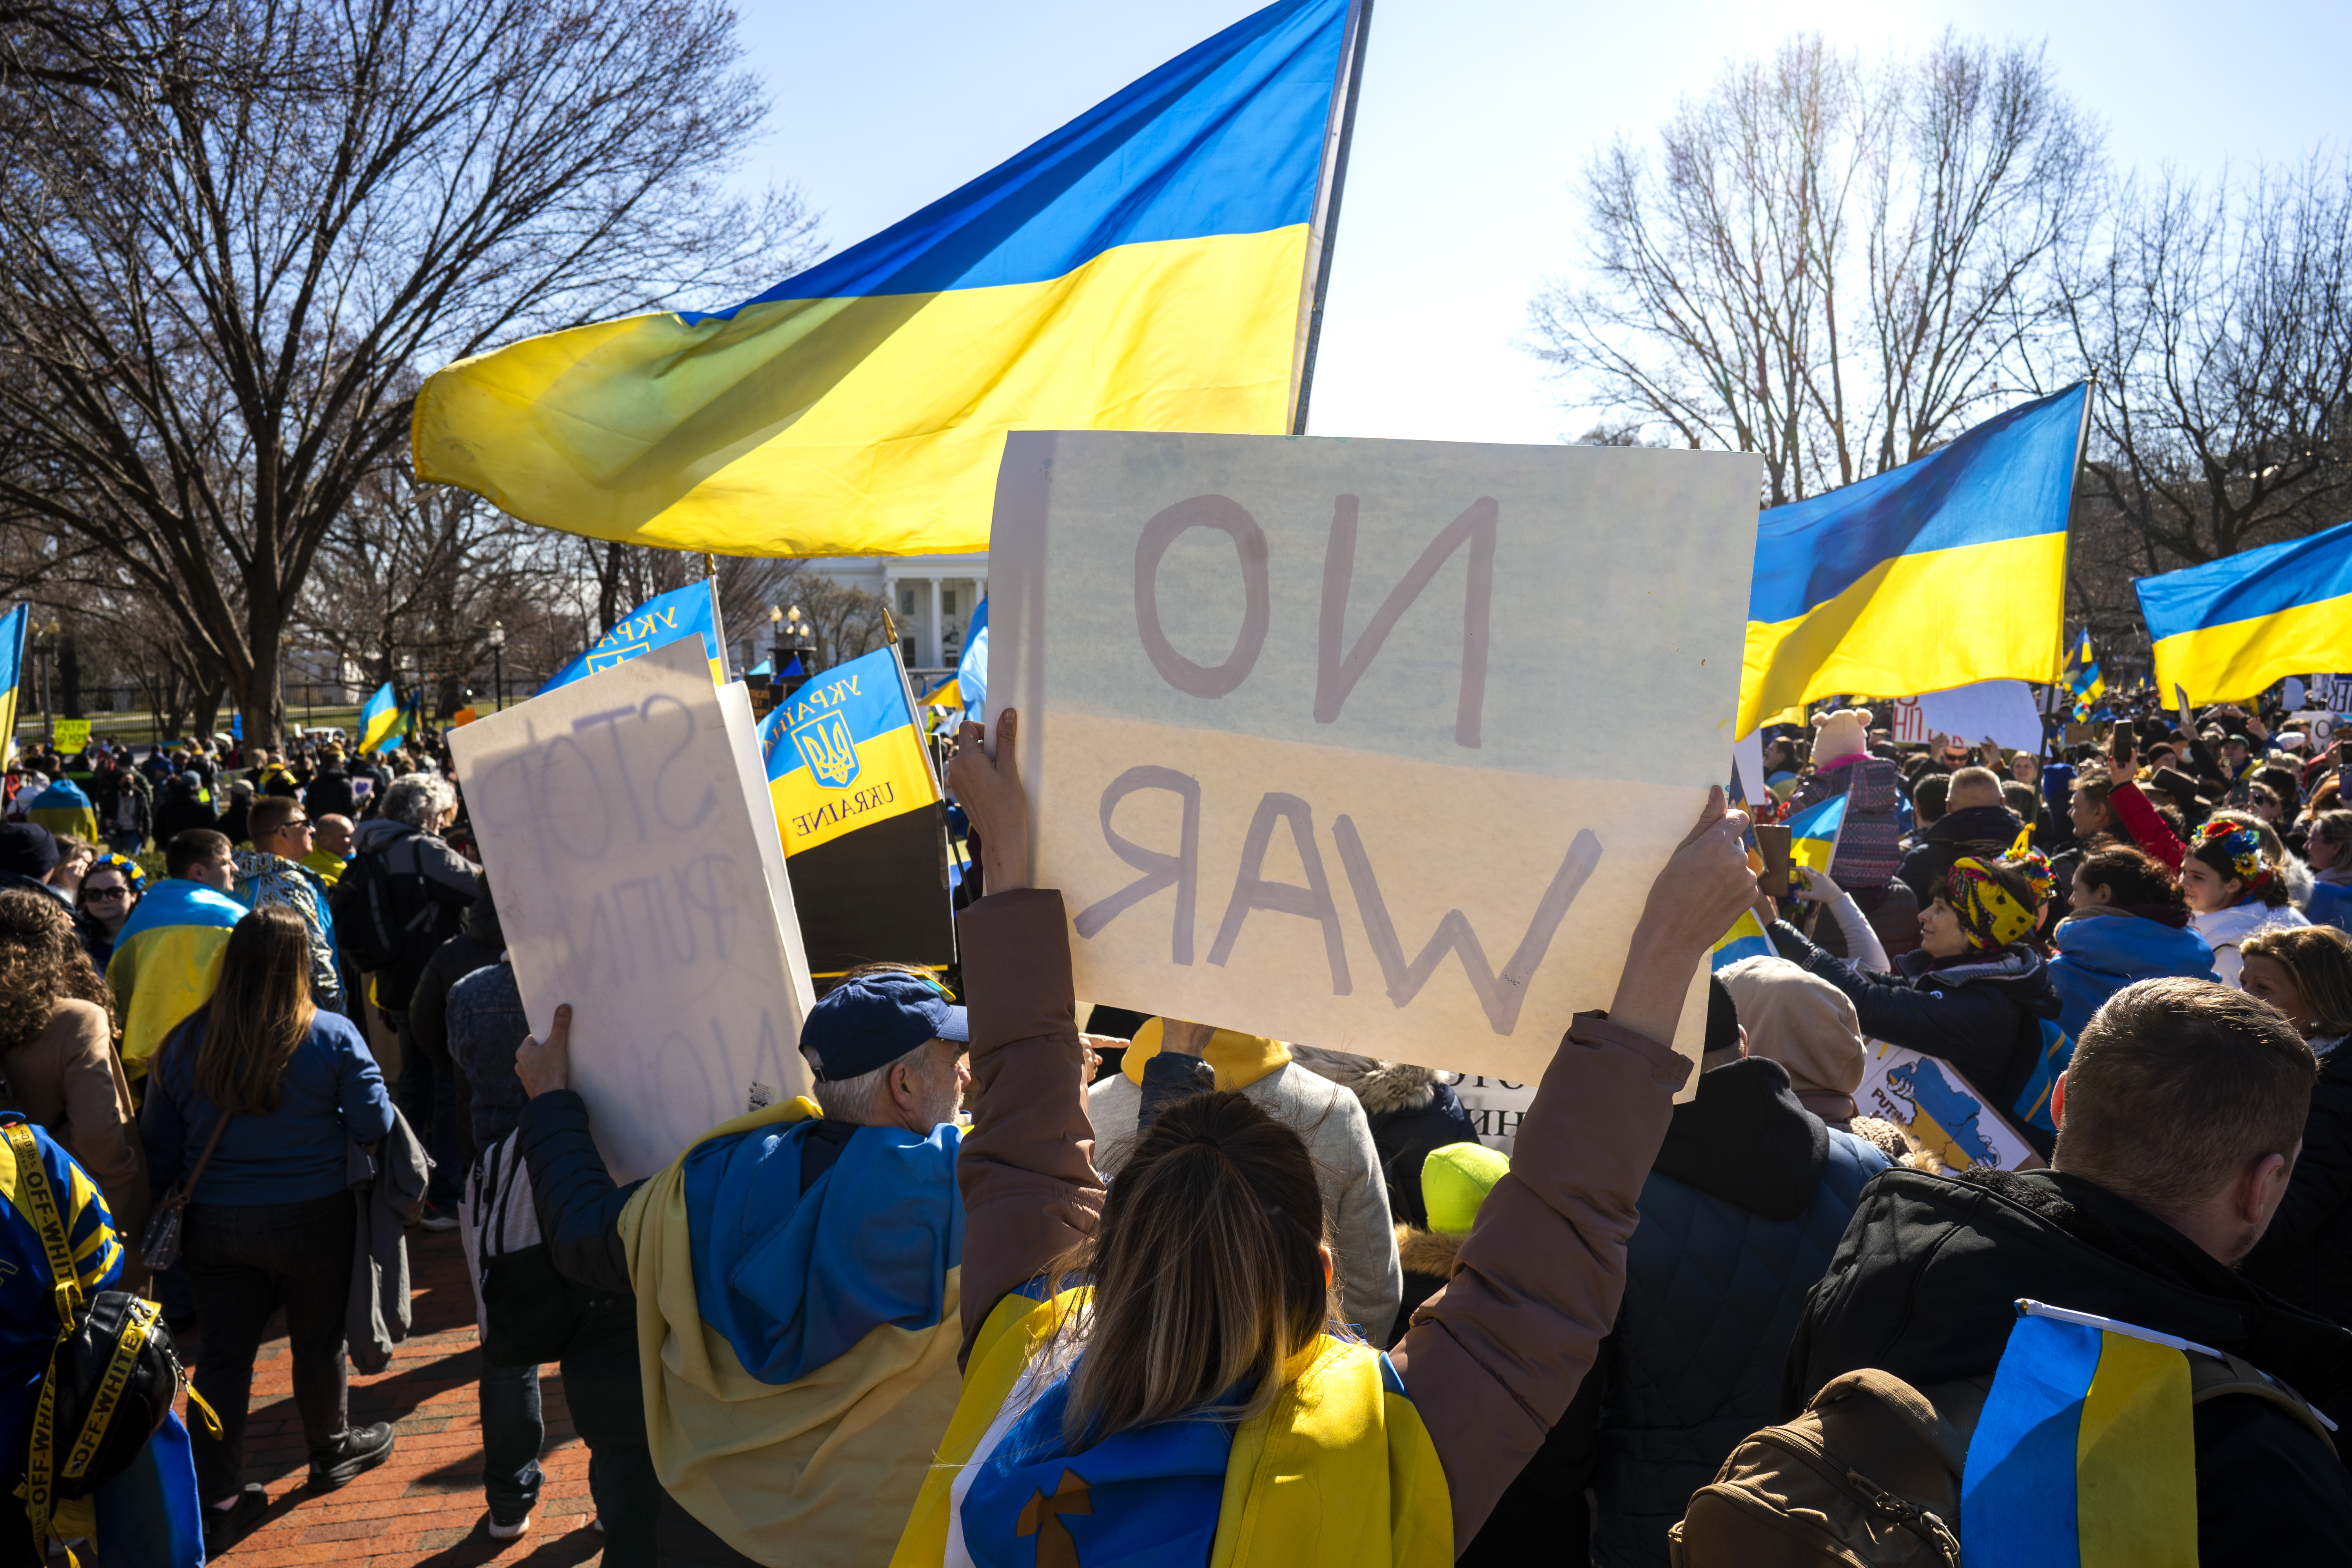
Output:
[0, 684, 2350, 1564]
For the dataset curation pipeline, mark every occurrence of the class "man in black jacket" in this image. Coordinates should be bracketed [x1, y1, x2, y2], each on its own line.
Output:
[1894, 766, 2022, 902]
[1787, 976, 2352, 1566]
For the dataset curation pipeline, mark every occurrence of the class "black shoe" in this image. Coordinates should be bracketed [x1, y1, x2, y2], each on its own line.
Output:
[307, 1421, 396, 1490]
[202, 1484, 268, 1553]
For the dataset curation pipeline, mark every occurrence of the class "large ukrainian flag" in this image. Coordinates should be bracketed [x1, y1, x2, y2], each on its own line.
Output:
[411, 0, 1366, 558]
[536, 580, 728, 695]
[0, 604, 25, 764]
[2136, 514, 2352, 704]
[1739, 384, 2090, 737]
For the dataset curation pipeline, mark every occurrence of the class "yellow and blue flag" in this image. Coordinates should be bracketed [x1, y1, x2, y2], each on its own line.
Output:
[105, 880, 247, 1083]
[356, 682, 412, 755]
[537, 580, 726, 696]
[2064, 628, 2105, 718]
[1712, 909, 1773, 971]
[757, 646, 940, 855]
[0, 604, 25, 764]
[953, 598, 989, 724]
[2137, 514, 2352, 705]
[1739, 383, 2089, 737]
[411, 0, 1367, 558]
[1962, 1301, 2198, 1568]
[1785, 793, 1847, 878]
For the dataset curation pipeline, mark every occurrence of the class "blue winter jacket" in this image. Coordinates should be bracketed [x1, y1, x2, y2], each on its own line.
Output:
[2047, 909, 2218, 1041]
[1592, 1057, 1892, 1568]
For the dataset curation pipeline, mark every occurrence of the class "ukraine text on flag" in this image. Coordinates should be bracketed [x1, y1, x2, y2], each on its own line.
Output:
[2136, 513, 2352, 705]
[758, 648, 940, 854]
[1961, 1302, 2198, 1568]
[537, 580, 727, 696]
[1739, 383, 2089, 737]
[411, 0, 1362, 559]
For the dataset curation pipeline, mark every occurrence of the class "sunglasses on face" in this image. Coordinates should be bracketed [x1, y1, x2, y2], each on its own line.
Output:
[83, 887, 131, 902]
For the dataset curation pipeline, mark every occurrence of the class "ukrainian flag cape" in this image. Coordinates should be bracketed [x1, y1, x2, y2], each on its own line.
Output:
[2136, 513, 2352, 705]
[892, 1287, 1452, 1567]
[1739, 383, 2088, 737]
[104, 881, 245, 1083]
[26, 777, 100, 844]
[412, 0, 1365, 557]
[615, 1098, 967, 1566]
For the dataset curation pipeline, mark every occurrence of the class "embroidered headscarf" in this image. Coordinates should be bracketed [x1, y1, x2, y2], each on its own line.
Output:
[2193, 820, 2274, 900]
[1945, 857, 2038, 952]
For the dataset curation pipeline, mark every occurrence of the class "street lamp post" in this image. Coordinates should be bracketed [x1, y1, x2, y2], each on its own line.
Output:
[35, 620, 60, 743]
[488, 621, 506, 711]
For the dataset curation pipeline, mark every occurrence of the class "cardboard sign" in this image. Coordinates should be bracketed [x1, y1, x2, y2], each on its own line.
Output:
[1884, 681, 2044, 754]
[448, 638, 817, 1183]
[988, 430, 1760, 1085]
[1854, 1041, 2041, 1173]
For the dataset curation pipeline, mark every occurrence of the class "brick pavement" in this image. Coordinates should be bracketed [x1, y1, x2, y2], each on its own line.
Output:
[191, 1226, 605, 1568]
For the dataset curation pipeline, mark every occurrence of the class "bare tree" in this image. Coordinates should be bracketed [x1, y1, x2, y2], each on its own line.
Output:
[1530, 31, 2099, 504]
[2056, 159, 2352, 573]
[0, 0, 820, 750]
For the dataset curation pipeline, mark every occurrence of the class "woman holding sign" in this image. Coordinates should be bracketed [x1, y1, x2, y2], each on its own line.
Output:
[1762, 855, 2065, 1158]
[889, 711, 1759, 1565]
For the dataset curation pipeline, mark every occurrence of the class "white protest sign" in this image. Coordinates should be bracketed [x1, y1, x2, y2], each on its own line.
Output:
[448, 637, 817, 1183]
[1448, 1074, 1536, 1155]
[1854, 1041, 2041, 1173]
[1884, 681, 2045, 754]
[988, 430, 1761, 1085]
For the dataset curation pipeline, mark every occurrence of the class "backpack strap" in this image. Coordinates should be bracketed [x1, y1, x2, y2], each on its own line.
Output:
[2188, 1348, 2339, 1457]
[7, 1121, 80, 1560]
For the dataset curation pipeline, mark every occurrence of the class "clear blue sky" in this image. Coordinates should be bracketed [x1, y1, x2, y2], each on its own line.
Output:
[728, 0, 2348, 446]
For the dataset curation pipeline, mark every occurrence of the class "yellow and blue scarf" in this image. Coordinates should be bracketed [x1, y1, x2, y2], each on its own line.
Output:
[893, 1286, 1453, 1568]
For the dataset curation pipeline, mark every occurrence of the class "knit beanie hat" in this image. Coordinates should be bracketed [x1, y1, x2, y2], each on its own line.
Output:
[1422, 1141, 1510, 1236]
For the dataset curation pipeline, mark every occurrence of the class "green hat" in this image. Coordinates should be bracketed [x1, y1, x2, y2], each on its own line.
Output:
[1422, 1142, 1510, 1236]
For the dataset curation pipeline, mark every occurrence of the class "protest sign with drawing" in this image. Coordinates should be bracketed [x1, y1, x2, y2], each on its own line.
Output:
[448, 637, 817, 1182]
[1854, 1040, 2042, 1174]
[986, 430, 1760, 1085]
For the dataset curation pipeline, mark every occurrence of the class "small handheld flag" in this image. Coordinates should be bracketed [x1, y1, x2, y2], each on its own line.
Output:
[357, 683, 408, 755]
[2063, 628, 2105, 719]
[1711, 909, 1773, 971]
[1962, 1300, 2200, 1568]
[757, 646, 940, 856]
[1784, 793, 1848, 878]
[538, 580, 727, 696]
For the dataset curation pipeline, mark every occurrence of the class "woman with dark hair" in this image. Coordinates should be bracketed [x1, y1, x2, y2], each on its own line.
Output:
[140, 904, 398, 1551]
[891, 713, 1757, 1564]
[1764, 854, 2064, 1156]
[75, 853, 142, 969]
[2182, 820, 2310, 987]
[0, 887, 149, 1277]
[2047, 845, 2217, 1050]
[2239, 926, 2352, 1324]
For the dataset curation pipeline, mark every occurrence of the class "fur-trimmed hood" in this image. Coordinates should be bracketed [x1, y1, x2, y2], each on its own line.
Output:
[1288, 1045, 1442, 1116]
[1396, 1223, 1461, 1280]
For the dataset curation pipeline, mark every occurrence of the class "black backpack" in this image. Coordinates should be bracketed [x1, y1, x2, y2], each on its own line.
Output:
[6, 1121, 215, 1549]
[332, 837, 462, 1004]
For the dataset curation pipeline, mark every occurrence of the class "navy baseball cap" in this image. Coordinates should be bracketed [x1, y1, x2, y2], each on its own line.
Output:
[798, 970, 968, 1083]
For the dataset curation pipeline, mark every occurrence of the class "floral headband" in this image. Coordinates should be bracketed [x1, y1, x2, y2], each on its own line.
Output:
[2004, 849, 2056, 907]
[92, 852, 145, 889]
[2194, 821, 2272, 893]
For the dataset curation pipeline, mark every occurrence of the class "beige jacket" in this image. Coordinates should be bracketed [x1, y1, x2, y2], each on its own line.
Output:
[7, 998, 150, 1285]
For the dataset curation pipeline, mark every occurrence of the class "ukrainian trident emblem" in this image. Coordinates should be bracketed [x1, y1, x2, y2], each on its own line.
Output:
[790, 711, 860, 789]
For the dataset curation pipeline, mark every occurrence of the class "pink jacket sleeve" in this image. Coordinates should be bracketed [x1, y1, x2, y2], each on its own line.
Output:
[2109, 780, 2186, 871]
[953, 887, 1106, 1362]
[1390, 1011, 1690, 1551]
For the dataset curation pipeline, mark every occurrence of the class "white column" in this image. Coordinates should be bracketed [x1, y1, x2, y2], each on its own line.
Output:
[927, 577, 944, 668]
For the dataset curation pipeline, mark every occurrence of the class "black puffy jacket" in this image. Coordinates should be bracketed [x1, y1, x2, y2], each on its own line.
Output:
[2242, 1036, 2352, 1325]
[1788, 1166, 2352, 1567]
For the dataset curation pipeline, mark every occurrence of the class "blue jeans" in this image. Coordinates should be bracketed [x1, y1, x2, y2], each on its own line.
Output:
[478, 1363, 543, 1523]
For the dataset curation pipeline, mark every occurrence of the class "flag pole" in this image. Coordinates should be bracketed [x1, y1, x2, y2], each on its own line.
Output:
[2046, 378, 2096, 763]
[1289, 0, 1375, 437]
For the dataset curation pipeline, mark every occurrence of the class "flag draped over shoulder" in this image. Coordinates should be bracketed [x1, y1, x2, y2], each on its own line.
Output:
[2136, 514, 2352, 704]
[537, 581, 727, 697]
[27, 778, 99, 843]
[105, 880, 246, 1082]
[757, 647, 939, 855]
[1739, 384, 2089, 737]
[0, 604, 25, 764]
[410, 0, 1361, 559]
